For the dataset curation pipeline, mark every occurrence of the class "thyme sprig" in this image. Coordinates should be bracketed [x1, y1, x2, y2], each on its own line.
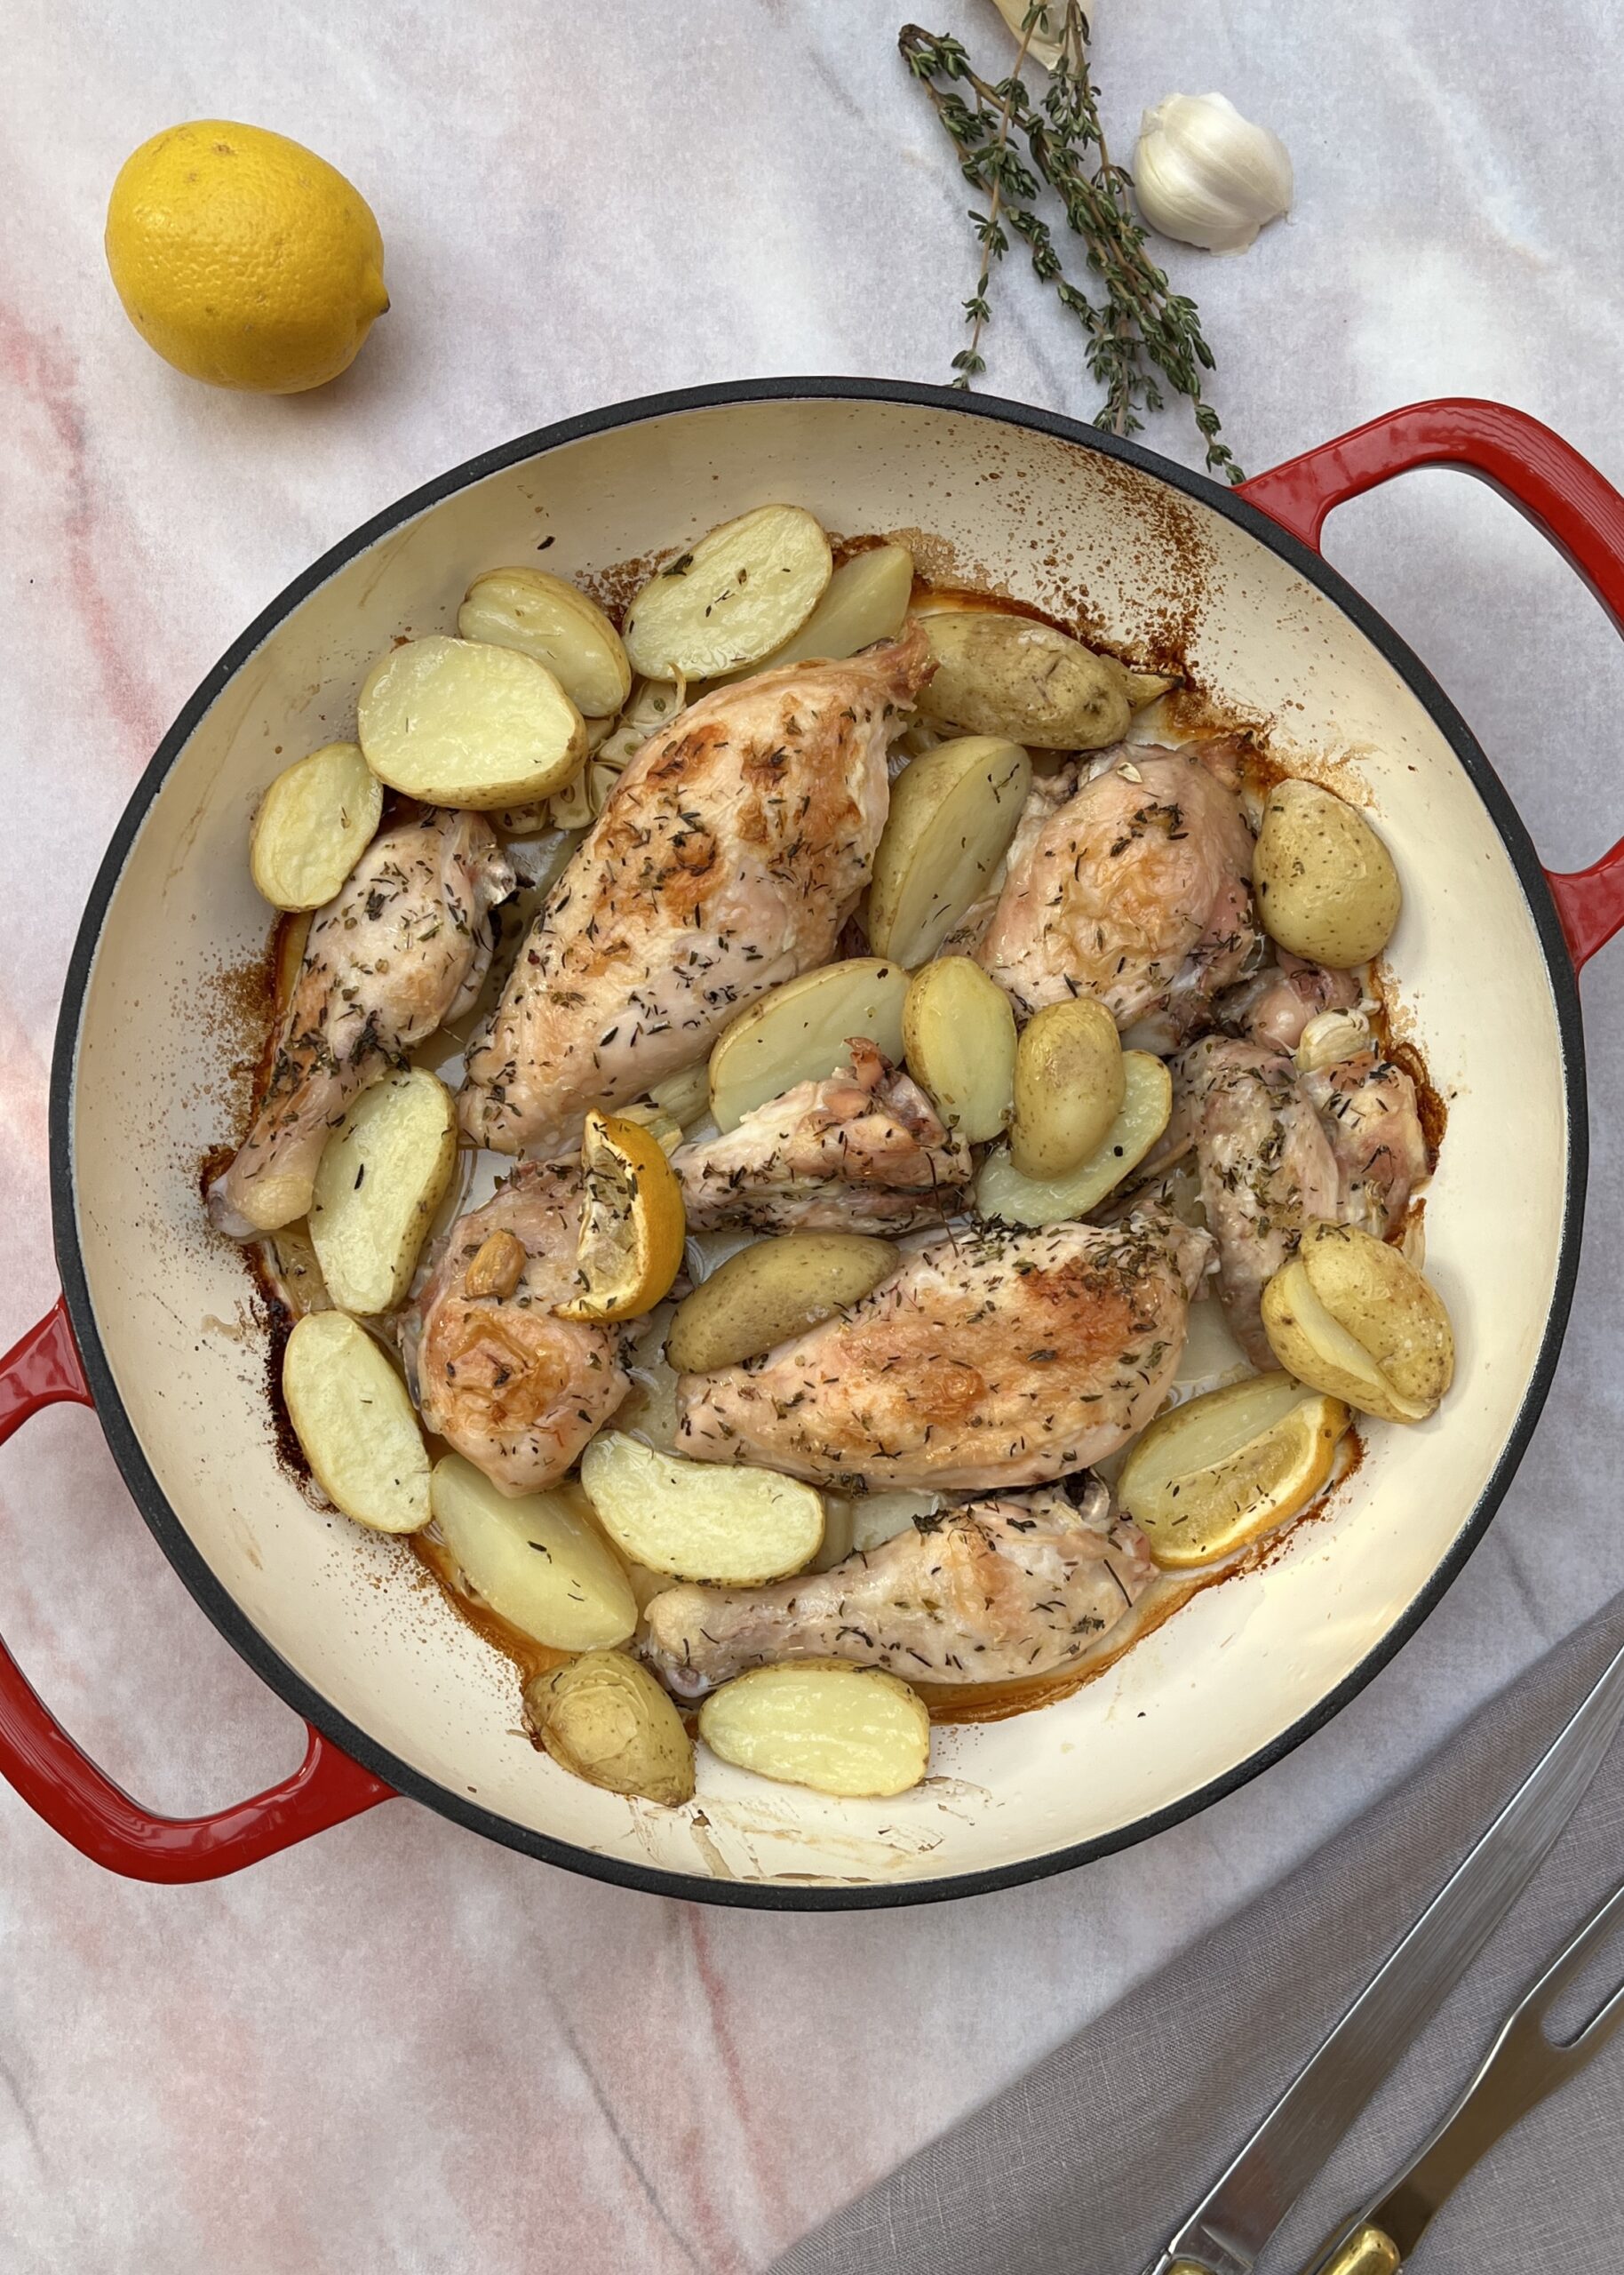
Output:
[899, 4, 1243, 483]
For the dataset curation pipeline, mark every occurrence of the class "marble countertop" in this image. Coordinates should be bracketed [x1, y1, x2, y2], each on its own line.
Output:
[4, 1, 1624, 2266]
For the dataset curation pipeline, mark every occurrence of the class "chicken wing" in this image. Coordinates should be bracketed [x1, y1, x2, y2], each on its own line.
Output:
[399, 1163, 629, 1496]
[976, 740, 1258, 1031]
[641, 1477, 1152, 1697]
[1214, 952, 1362, 1053]
[673, 1037, 971, 1233]
[1174, 1034, 1429, 1363]
[460, 629, 932, 1156]
[675, 1208, 1212, 1492]
[209, 809, 513, 1238]
[1175, 1036, 1341, 1365]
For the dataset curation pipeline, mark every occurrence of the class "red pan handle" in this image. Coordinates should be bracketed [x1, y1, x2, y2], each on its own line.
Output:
[0, 1297, 394, 1881]
[1238, 397, 1624, 971]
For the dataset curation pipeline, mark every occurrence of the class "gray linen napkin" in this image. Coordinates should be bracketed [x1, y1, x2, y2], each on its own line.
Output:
[774, 1604, 1624, 2275]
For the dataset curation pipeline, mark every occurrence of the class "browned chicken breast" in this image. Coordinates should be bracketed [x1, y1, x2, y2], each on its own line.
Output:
[673, 1038, 972, 1233]
[399, 1164, 629, 1496]
[460, 630, 932, 1156]
[641, 1478, 1152, 1697]
[209, 809, 513, 1238]
[1172, 1035, 1429, 1363]
[976, 741, 1258, 1032]
[675, 1209, 1213, 1492]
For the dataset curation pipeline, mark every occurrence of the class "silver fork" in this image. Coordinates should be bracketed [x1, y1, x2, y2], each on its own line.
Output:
[1296, 1874, 1624, 2272]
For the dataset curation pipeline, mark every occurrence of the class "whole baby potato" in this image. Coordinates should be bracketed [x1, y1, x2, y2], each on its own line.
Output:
[665, 1232, 901, 1374]
[524, 1649, 696, 1808]
[1009, 997, 1126, 1179]
[916, 611, 1132, 748]
[1253, 779, 1401, 968]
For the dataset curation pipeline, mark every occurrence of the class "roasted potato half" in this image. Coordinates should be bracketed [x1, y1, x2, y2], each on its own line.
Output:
[1117, 1374, 1350, 1569]
[665, 1232, 900, 1374]
[623, 506, 832, 680]
[307, 1070, 457, 1315]
[901, 956, 1016, 1143]
[430, 1456, 637, 1649]
[1253, 779, 1401, 968]
[458, 567, 632, 718]
[250, 740, 382, 912]
[579, 1432, 824, 1584]
[708, 958, 910, 1132]
[698, 1660, 931, 1798]
[869, 734, 1032, 967]
[744, 542, 914, 675]
[916, 611, 1132, 748]
[358, 635, 588, 810]
[524, 1650, 696, 1807]
[1262, 1220, 1453, 1425]
[975, 1050, 1172, 1226]
[1010, 997, 1125, 1178]
[282, 1311, 429, 1535]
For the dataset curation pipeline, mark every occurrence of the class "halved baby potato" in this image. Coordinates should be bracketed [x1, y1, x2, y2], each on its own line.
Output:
[250, 740, 382, 912]
[1116, 1374, 1351, 1568]
[1010, 997, 1126, 1179]
[901, 956, 1016, 1143]
[557, 1111, 687, 1323]
[283, 1311, 430, 1534]
[458, 567, 632, 719]
[742, 542, 914, 675]
[623, 506, 833, 680]
[916, 611, 1132, 748]
[1262, 1220, 1453, 1425]
[975, 1050, 1173, 1226]
[708, 958, 910, 1132]
[523, 1650, 695, 1807]
[429, 1456, 637, 1650]
[698, 1660, 931, 1798]
[869, 735, 1032, 967]
[1253, 778, 1401, 968]
[307, 1070, 458, 1314]
[358, 634, 588, 810]
[579, 1432, 824, 1584]
[665, 1232, 900, 1374]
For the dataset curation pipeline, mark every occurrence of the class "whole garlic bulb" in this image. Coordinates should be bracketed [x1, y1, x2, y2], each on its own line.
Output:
[1133, 92, 1293, 254]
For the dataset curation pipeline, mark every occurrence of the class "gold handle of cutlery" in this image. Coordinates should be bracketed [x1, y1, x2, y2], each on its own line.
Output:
[1319, 2224, 1403, 2275]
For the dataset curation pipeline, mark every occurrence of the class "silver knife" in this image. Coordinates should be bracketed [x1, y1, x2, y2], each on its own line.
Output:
[1139, 1631, 1624, 2275]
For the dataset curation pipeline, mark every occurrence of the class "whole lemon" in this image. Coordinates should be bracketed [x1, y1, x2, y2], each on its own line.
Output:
[106, 120, 388, 393]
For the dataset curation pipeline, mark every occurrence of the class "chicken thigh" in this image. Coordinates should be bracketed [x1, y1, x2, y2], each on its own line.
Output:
[1302, 1049, 1430, 1238]
[399, 1163, 629, 1496]
[1214, 952, 1362, 1054]
[641, 1478, 1153, 1697]
[673, 1038, 972, 1233]
[209, 809, 513, 1238]
[976, 740, 1258, 1031]
[676, 1208, 1213, 1492]
[460, 629, 932, 1156]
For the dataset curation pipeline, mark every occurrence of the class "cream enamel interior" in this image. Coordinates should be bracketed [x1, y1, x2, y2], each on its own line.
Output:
[61, 395, 1570, 1892]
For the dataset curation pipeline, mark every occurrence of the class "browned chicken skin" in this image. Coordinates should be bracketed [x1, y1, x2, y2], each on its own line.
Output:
[209, 808, 513, 1238]
[1214, 952, 1362, 1053]
[400, 1164, 629, 1496]
[673, 1038, 972, 1233]
[976, 740, 1258, 1032]
[641, 1479, 1153, 1697]
[460, 630, 932, 1156]
[676, 1209, 1213, 1492]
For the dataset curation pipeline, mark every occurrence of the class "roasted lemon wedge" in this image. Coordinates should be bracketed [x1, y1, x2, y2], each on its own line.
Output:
[559, 1111, 687, 1322]
[1117, 1373, 1349, 1569]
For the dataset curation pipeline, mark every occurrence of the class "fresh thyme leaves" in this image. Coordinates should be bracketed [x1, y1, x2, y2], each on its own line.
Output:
[898, 3, 1244, 483]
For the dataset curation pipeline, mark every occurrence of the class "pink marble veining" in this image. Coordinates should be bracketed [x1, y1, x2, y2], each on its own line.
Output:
[6, 1, 1624, 2269]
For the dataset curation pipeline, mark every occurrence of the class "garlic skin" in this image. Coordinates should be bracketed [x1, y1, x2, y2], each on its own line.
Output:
[1133, 92, 1293, 254]
[991, 0, 1069, 71]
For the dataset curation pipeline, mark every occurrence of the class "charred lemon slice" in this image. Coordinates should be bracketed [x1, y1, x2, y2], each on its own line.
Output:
[1117, 1373, 1350, 1569]
[558, 1110, 687, 1322]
